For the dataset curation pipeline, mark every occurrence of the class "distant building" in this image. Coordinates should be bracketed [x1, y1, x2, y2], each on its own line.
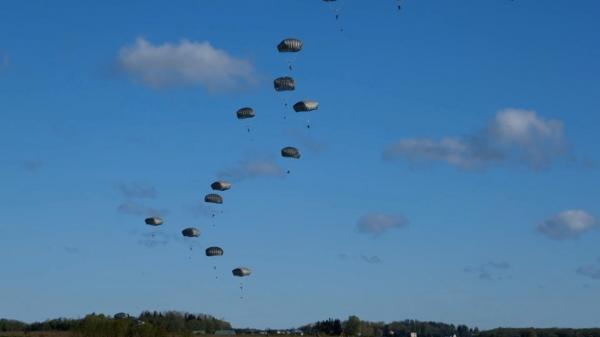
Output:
[410, 332, 417, 337]
[215, 330, 237, 336]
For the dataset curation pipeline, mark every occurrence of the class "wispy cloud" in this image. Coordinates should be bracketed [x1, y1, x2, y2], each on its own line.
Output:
[0, 53, 9, 69]
[537, 210, 597, 240]
[464, 261, 511, 281]
[184, 203, 222, 219]
[286, 128, 327, 153]
[218, 157, 285, 182]
[338, 253, 383, 264]
[64, 246, 80, 255]
[21, 160, 43, 172]
[116, 182, 157, 199]
[577, 258, 600, 281]
[138, 232, 173, 248]
[361, 255, 383, 264]
[117, 38, 256, 91]
[117, 201, 169, 217]
[357, 213, 409, 235]
[384, 108, 567, 170]
[577, 265, 600, 280]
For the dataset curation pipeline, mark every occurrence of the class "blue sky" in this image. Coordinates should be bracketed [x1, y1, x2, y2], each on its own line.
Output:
[1, 0, 600, 330]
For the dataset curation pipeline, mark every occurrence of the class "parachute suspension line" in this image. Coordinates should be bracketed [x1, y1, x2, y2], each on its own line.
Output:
[326, 1, 344, 32]
[239, 283, 244, 300]
[286, 54, 298, 73]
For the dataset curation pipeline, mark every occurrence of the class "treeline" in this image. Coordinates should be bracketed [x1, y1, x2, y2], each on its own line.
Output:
[301, 317, 477, 337]
[0, 311, 231, 337]
[0, 319, 27, 332]
[480, 328, 600, 337]
[302, 317, 600, 337]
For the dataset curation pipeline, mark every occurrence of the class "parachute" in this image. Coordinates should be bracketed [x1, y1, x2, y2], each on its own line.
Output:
[205, 246, 224, 256]
[293, 100, 319, 112]
[236, 107, 255, 119]
[205, 193, 223, 204]
[277, 38, 303, 53]
[274, 77, 296, 91]
[232, 267, 252, 277]
[144, 217, 163, 226]
[211, 181, 232, 191]
[181, 227, 201, 238]
[281, 146, 301, 159]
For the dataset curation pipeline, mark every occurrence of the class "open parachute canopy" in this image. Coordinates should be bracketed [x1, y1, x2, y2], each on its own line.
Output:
[274, 76, 296, 91]
[277, 38, 303, 53]
[205, 246, 224, 257]
[181, 227, 201, 238]
[211, 181, 232, 191]
[144, 217, 163, 226]
[204, 193, 223, 204]
[293, 100, 319, 112]
[236, 107, 255, 119]
[281, 146, 301, 159]
[232, 267, 252, 277]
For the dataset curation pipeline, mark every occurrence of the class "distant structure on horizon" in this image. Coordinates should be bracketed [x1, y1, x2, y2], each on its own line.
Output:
[410, 332, 417, 337]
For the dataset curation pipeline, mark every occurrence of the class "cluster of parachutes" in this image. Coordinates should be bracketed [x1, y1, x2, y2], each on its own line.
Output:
[143, 180, 250, 296]
[139, 2, 372, 298]
[235, 37, 320, 172]
[144, 180, 250, 281]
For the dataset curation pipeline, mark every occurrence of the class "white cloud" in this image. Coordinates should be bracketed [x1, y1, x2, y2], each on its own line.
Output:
[117, 38, 256, 91]
[537, 210, 597, 240]
[357, 213, 408, 235]
[384, 109, 567, 170]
